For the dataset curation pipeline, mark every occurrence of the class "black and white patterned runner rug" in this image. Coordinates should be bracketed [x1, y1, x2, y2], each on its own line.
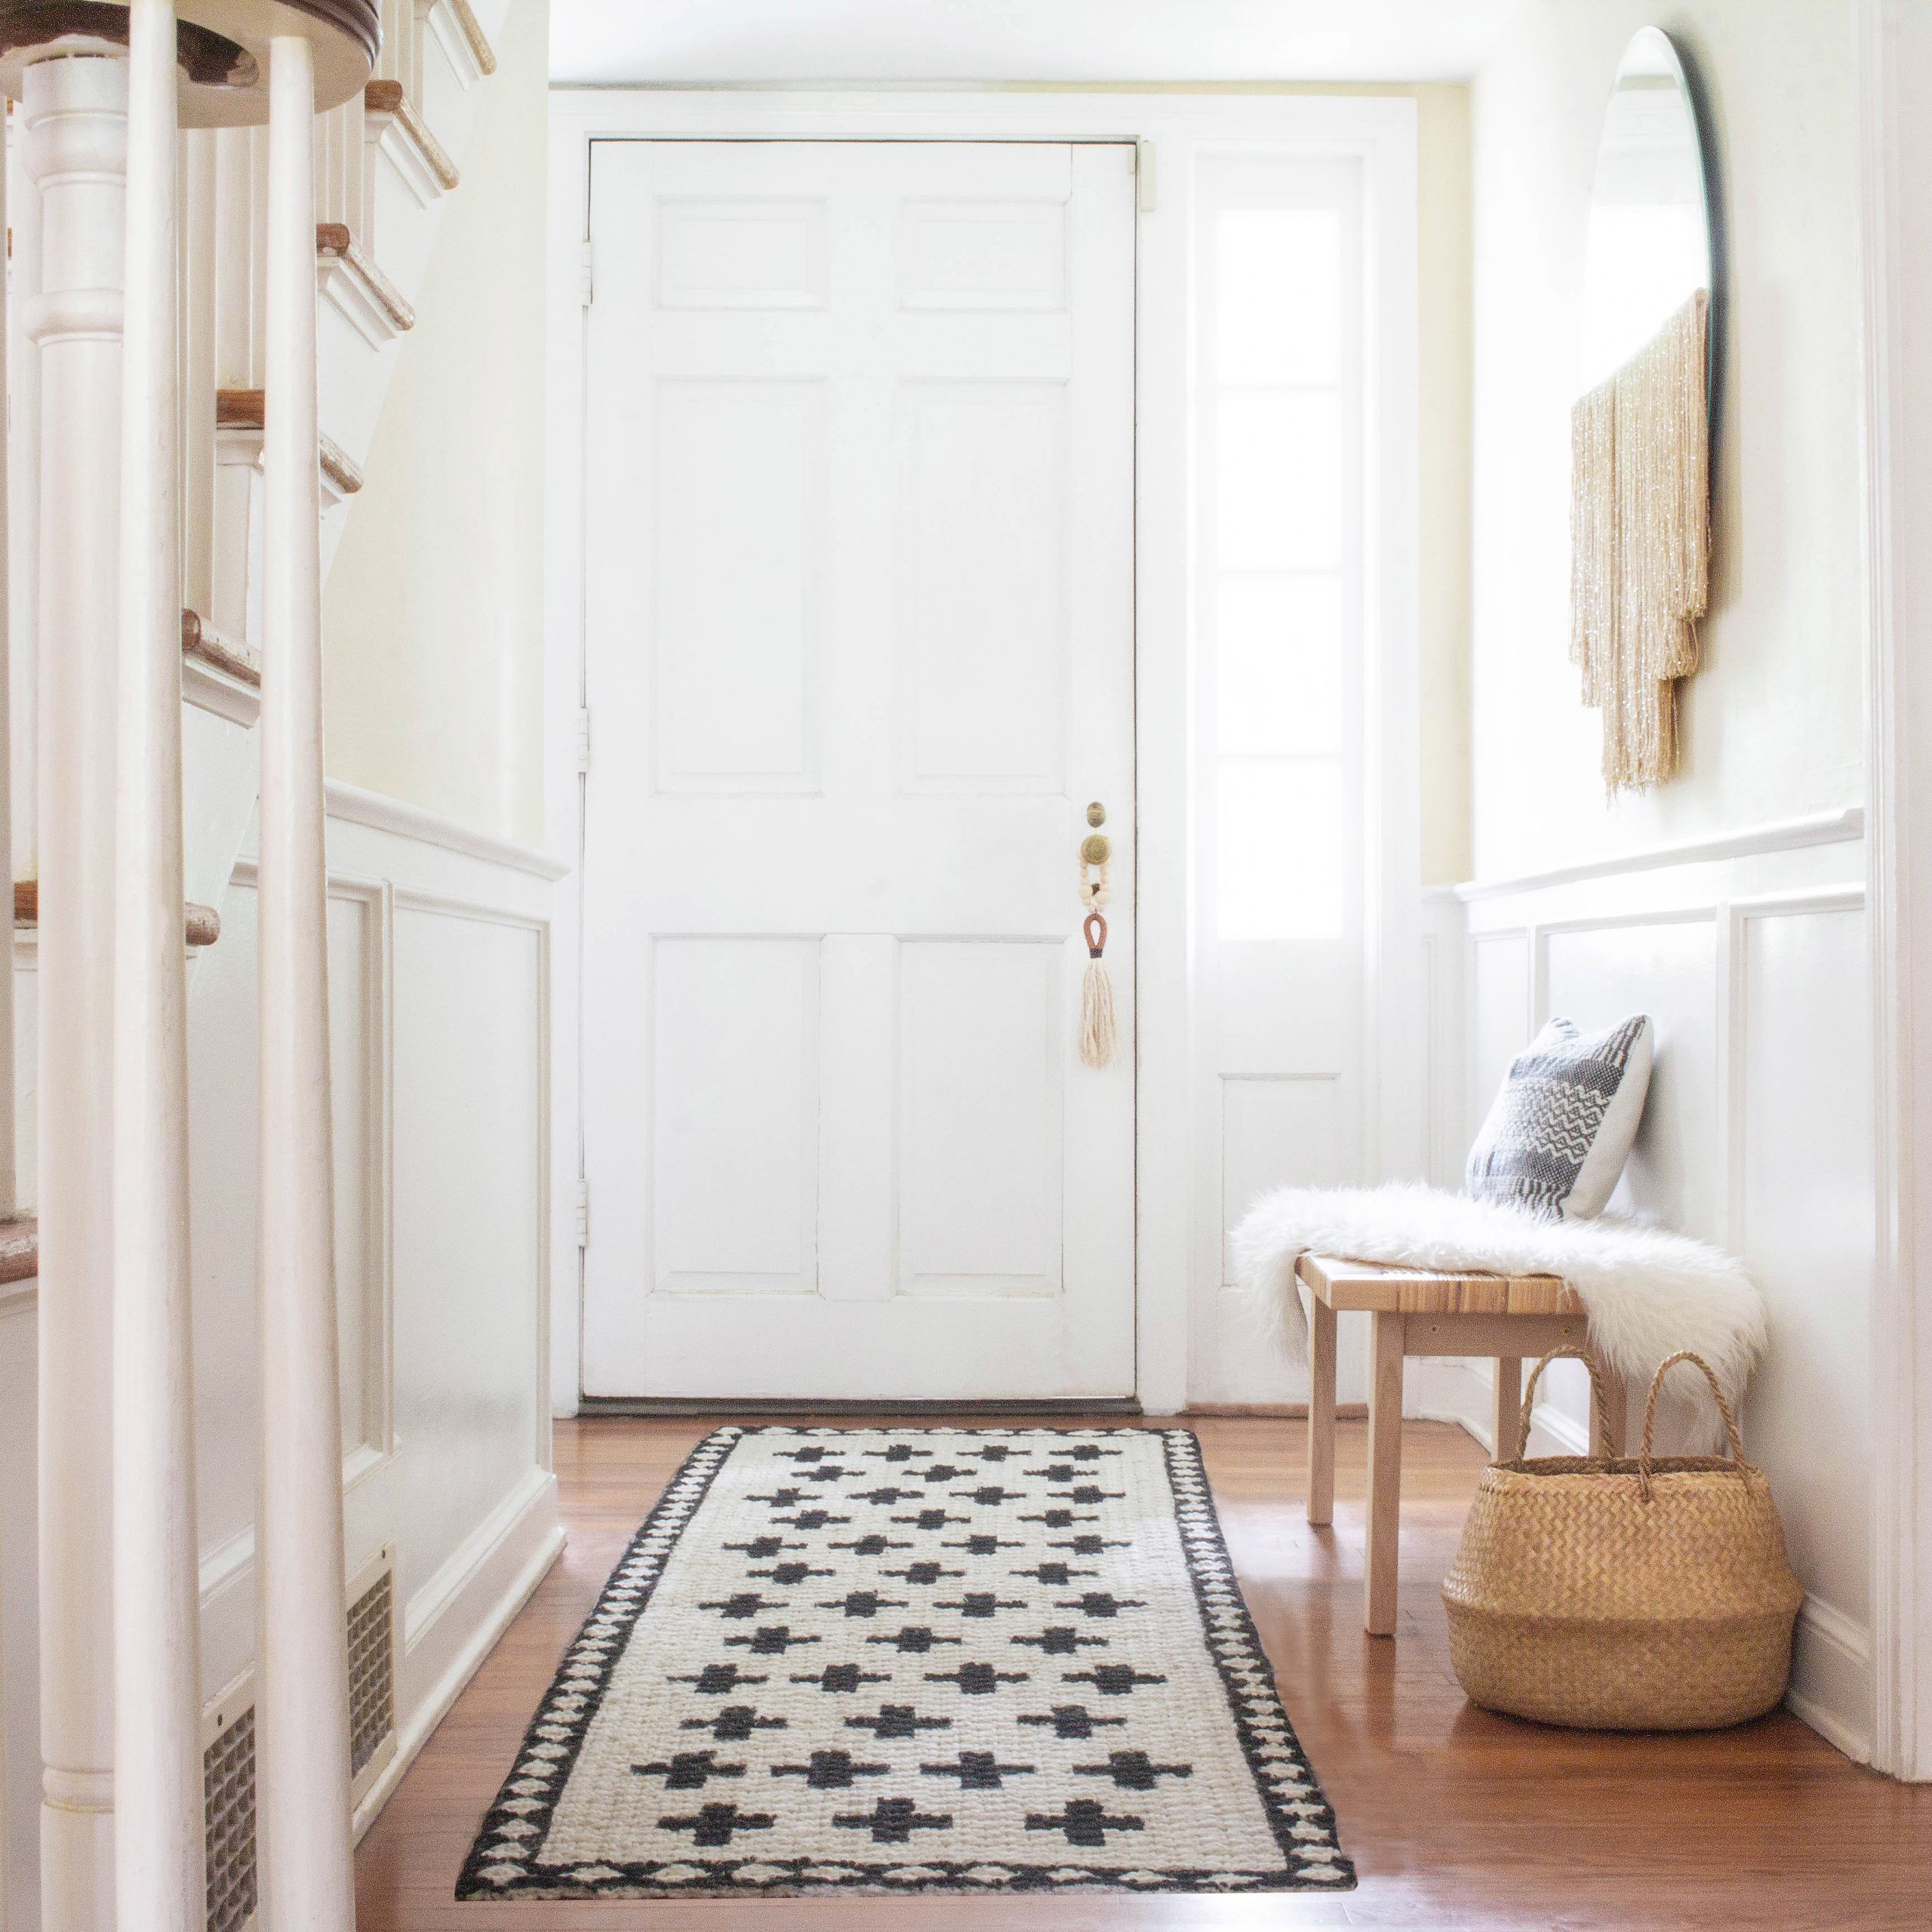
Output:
[458, 1426, 1354, 1897]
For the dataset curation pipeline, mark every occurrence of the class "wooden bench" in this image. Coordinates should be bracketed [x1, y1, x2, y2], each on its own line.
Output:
[1298, 1252, 1626, 1638]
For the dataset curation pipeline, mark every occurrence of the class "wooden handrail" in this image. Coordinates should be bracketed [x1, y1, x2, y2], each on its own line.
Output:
[215, 391, 364, 497]
[0, 1215, 37, 1286]
[181, 608, 262, 688]
[14, 881, 220, 948]
[362, 80, 458, 192]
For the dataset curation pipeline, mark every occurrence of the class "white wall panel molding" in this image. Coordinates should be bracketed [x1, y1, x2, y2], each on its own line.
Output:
[1438, 834, 1877, 1762]
[325, 778, 571, 881]
[1454, 805, 1866, 903]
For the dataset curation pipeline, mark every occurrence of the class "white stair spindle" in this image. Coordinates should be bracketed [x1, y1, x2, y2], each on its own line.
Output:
[0, 98, 16, 1223]
[6, 97, 38, 928]
[113, 6, 205, 1929]
[257, 28, 357, 1932]
[24, 48, 128, 1931]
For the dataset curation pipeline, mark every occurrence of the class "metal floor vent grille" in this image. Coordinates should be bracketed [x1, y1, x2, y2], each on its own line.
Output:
[347, 1555, 397, 1791]
[203, 1700, 257, 1932]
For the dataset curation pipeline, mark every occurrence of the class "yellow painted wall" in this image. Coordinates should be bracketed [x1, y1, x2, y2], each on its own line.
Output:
[322, 0, 551, 846]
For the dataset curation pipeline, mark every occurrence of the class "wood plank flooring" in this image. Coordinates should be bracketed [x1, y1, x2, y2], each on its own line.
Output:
[355, 1414, 1932, 1929]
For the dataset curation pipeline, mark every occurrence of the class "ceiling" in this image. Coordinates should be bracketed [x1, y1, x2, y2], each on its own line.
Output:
[549, 0, 1518, 88]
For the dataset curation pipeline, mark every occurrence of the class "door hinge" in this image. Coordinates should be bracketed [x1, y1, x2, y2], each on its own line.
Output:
[574, 1178, 590, 1249]
[576, 706, 592, 774]
[580, 238, 594, 306]
[1134, 139, 1156, 214]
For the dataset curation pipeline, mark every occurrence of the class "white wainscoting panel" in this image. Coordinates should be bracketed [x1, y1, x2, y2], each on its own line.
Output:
[179, 798, 561, 1829]
[1431, 822, 1876, 1759]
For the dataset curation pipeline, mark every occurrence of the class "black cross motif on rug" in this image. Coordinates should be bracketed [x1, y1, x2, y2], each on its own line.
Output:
[832, 1796, 953, 1844]
[918, 1750, 1037, 1790]
[815, 1589, 908, 1618]
[1011, 1625, 1109, 1654]
[923, 1660, 1029, 1694]
[678, 1703, 786, 1741]
[749, 1561, 832, 1585]
[723, 1625, 820, 1655]
[657, 1801, 775, 1847]
[864, 1625, 961, 1653]
[829, 1533, 912, 1556]
[630, 1750, 745, 1789]
[1073, 1749, 1193, 1789]
[844, 1703, 951, 1740]
[932, 1592, 1027, 1618]
[669, 1663, 767, 1695]
[1063, 1663, 1167, 1694]
[768, 1748, 889, 1789]
[1025, 1798, 1146, 1847]
[881, 1559, 964, 1584]
[789, 1663, 889, 1693]
[1017, 1702, 1128, 1739]
[1054, 1592, 1146, 1618]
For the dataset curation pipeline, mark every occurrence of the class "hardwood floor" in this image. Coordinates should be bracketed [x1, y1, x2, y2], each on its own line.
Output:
[355, 1414, 1931, 1929]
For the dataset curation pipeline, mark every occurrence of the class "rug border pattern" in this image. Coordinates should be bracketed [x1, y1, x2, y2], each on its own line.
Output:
[456, 1426, 1356, 1897]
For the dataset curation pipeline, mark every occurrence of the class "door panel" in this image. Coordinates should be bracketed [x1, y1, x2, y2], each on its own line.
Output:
[580, 140, 1136, 1398]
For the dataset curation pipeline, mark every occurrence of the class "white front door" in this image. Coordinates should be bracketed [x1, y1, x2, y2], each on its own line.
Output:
[579, 140, 1137, 1400]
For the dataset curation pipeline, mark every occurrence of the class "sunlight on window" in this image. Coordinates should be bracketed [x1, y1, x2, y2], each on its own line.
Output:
[1216, 759, 1346, 941]
[1215, 393, 1342, 572]
[1215, 209, 1342, 386]
[1217, 576, 1345, 756]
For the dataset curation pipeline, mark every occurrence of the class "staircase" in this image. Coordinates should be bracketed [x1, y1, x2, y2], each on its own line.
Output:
[0, 3, 509, 1927]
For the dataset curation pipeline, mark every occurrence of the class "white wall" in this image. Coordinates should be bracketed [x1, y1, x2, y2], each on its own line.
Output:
[1452, 0, 1876, 1761]
[1470, 0, 1866, 882]
[323, 0, 551, 846]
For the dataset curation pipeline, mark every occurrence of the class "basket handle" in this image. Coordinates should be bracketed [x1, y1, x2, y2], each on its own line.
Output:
[1637, 1350, 1746, 1502]
[1514, 1347, 1615, 1462]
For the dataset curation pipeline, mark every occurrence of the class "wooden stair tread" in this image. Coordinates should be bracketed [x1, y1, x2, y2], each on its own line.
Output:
[182, 608, 260, 688]
[0, 1217, 37, 1287]
[362, 80, 459, 193]
[215, 391, 363, 497]
[14, 881, 220, 949]
[314, 221, 416, 334]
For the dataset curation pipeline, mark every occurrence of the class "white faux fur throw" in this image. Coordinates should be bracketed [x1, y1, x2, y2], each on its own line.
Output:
[1229, 1183, 1767, 1410]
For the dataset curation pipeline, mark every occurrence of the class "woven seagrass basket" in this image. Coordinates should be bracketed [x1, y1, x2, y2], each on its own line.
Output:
[1441, 1348, 1802, 1731]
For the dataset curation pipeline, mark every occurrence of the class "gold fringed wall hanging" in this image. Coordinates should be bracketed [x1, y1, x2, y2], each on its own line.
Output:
[1076, 808, 1117, 1070]
[1570, 288, 1711, 793]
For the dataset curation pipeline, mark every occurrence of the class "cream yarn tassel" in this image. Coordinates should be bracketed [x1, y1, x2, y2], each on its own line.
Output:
[1077, 860, 1117, 1070]
[1079, 955, 1118, 1070]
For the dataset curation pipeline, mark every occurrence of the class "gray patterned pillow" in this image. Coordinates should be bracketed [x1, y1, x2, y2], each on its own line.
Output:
[1465, 1014, 1653, 1220]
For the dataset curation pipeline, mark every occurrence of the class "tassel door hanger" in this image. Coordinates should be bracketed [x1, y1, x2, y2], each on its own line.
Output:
[1076, 811, 1118, 1070]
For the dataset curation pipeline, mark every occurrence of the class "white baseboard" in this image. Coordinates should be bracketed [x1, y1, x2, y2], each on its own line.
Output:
[1787, 1592, 1875, 1766]
[352, 1469, 565, 1842]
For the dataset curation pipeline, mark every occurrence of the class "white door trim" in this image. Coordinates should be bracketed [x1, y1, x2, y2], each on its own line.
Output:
[1857, 0, 1932, 1783]
[543, 88, 1422, 1418]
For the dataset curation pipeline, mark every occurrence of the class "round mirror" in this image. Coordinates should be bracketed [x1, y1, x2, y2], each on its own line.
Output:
[1579, 28, 1714, 397]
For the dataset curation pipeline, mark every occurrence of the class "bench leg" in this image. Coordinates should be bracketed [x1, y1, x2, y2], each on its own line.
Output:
[1492, 1357, 1521, 1462]
[1306, 1294, 1337, 1526]
[1364, 1310, 1405, 1638]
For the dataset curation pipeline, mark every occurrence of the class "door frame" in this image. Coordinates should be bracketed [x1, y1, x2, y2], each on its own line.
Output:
[543, 88, 1421, 1417]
